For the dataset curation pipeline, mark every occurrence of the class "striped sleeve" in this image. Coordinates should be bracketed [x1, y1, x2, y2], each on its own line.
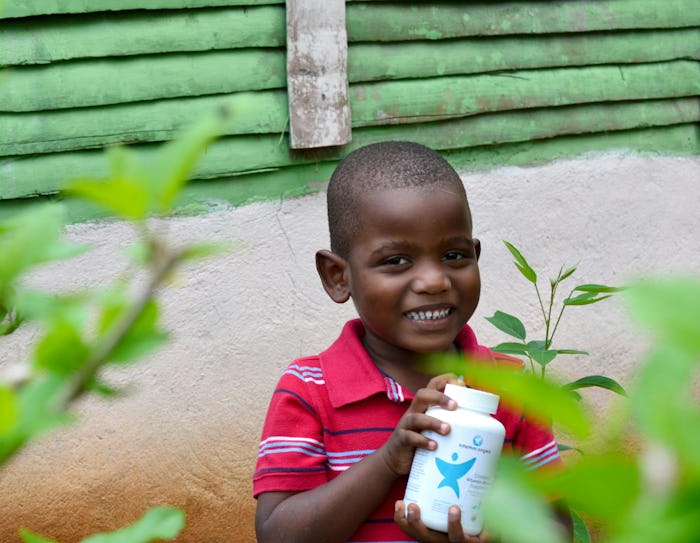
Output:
[253, 362, 329, 497]
[513, 415, 562, 471]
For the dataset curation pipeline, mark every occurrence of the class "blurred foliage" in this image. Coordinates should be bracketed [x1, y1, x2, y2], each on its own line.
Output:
[0, 110, 231, 542]
[431, 275, 700, 543]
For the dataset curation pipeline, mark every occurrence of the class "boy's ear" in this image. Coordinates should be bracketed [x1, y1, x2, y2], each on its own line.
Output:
[474, 238, 481, 261]
[315, 249, 351, 304]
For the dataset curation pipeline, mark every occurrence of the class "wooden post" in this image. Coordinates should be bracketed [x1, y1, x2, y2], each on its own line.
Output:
[286, 0, 351, 148]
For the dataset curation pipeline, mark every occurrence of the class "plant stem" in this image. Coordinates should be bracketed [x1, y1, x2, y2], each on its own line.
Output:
[56, 243, 183, 408]
[549, 287, 574, 347]
[534, 282, 548, 332]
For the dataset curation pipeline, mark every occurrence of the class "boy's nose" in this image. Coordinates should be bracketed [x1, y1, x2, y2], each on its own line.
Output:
[412, 264, 451, 293]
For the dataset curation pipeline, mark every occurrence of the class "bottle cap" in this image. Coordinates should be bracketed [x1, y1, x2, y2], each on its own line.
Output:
[444, 383, 500, 414]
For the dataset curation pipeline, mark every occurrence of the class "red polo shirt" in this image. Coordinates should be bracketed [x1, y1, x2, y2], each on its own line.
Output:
[253, 319, 560, 542]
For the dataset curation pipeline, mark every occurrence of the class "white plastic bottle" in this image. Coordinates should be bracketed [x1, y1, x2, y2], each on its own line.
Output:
[403, 384, 505, 535]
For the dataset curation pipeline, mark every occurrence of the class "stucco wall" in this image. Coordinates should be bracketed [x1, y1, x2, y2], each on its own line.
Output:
[0, 153, 698, 542]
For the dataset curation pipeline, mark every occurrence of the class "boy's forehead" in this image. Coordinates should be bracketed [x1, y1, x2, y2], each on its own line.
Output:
[354, 185, 472, 226]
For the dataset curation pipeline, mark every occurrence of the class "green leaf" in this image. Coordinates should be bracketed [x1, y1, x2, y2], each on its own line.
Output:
[557, 443, 583, 454]
[504, 241, 537, 284]
[564, 293, 612, 306]
[429, 355, 591, 438]
[555, 349, 589, 356]
[180, 241, 230, 262]
[68, 176, 149, 221]
[571, 510, 592, 543]
[0, 204, 65, 288]
[542, 453, 641, 524]
[526, 340, 557, 367]
[80, 506, 185, 543]
[19, 529, 61, 543]
[0, 386, 18, 435]
[559, 264, 578, 283]
[0, 311, 22, 336]
[484, 458, 566, 543]
[625, 277, 700, 355]
[632, 344, 700, 471]
[492, 342, 529, 355]
[574, 283, 625, 294]
[33, 320, 91, 374]
[101, 300, 168, 364]
[564, 375, 627, 396]
[485, 311, 527, 340]
[0, 374, 73, 463]
[13, 290, 88, 329]
[148, 112, 229, 213]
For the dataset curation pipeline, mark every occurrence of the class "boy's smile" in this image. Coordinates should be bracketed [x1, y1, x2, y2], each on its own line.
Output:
[343, 186, 481, 370]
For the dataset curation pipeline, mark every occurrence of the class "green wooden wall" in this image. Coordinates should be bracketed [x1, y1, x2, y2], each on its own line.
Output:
[1, 0, 699, 220]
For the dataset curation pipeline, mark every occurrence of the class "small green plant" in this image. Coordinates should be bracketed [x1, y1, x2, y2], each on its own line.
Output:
[0, 110, 231, 542]
[486, 241, 626, 397]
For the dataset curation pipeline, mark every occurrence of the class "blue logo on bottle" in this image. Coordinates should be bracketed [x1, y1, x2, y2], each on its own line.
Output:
[435, 453, 476, 498]
[473, 435, 484, 447]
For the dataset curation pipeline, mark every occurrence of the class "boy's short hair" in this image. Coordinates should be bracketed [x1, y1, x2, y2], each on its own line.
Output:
[327, 141, 468, 257]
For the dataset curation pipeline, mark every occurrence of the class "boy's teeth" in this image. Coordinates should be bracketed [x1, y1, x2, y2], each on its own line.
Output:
[407, 308, 449, 321]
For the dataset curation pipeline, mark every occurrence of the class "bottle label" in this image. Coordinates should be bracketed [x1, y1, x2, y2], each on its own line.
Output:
[404, 427, 503, 534]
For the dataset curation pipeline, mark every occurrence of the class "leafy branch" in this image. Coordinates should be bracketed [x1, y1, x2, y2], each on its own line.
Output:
[486, 241, 626, 396]
[0, 109, 232, 543]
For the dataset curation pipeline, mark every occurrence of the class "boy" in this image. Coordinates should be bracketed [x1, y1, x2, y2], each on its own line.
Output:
[253, 142, 565, 543]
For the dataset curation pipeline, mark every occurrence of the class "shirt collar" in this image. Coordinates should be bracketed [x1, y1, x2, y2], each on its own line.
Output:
[320, 319, 484, 408]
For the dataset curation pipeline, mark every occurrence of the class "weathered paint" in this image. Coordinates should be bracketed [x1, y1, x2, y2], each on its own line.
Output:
[346, 0, 700, 41]
[2, 124, 698, 223]
[350, 61, 700, 125]
[0, 0, 283, 19]
[348, 28, 700, 83]
[1, 49, 287, 112]
[286, 0, 351, 148]
[0, 0, 698, 213]
[0, 91, 290, 156]
[0, 5, 286, 66]
[3, 98, 699, 201]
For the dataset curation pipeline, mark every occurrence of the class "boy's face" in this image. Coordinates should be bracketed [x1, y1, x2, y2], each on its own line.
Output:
[344, 185, 481, 359]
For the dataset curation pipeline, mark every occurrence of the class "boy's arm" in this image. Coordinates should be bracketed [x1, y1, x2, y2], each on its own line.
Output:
[256, 451, 397, 543]
[255, 377, 458, 543]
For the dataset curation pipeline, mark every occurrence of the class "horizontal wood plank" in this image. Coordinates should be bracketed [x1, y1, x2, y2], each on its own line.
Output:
[0, 6, 286, 66]
[2, 124, 698, 223]
[1, 0, 283, 19]
[348, 29, 700, 83]
[2, 59, 698, 155]
[350, 61, 700, 126]
[1, 49, 286, 112]
[3, 98, 698, 199]
[346, 0, 700, 41]
[0, 92, 289, 156]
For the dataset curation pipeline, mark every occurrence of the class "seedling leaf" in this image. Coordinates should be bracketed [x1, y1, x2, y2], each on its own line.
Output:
[504, 241, 537, 283]
[485, 311, 527, 340]
[564, 375, 627, 396]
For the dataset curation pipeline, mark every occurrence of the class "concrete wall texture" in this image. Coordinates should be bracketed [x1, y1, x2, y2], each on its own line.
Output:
[0, 152, 698, 542]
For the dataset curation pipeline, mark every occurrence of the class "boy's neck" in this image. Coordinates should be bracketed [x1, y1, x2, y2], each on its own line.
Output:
[362, 338, 459, 394]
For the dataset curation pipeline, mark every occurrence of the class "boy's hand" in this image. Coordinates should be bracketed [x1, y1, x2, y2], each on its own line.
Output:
[378, 374, 459, 477]
[394, 501, 493, 543]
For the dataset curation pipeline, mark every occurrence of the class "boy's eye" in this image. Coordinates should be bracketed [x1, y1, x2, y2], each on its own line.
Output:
[443, 250, 468, 262]
[382, 255, 409, 266]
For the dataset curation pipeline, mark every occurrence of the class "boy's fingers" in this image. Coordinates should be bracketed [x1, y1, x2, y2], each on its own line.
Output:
[400, 412, 450, 438]
[410, 387, 457, 414]
[426, 373, 460, 391]
[447, 506, 465, 542]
